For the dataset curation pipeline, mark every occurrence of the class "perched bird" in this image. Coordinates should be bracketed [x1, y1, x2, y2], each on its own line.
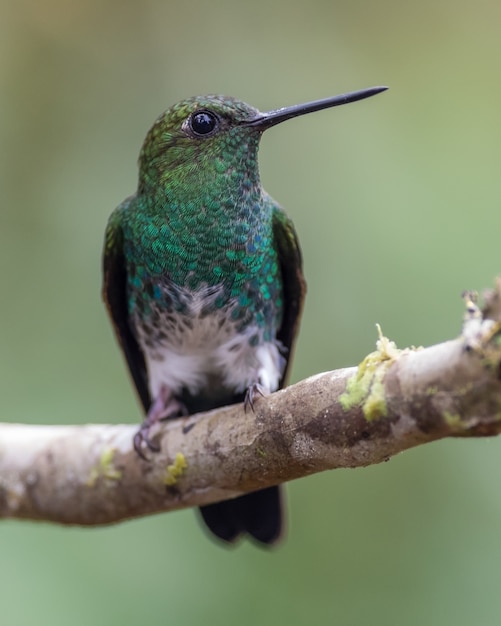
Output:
[102, 86, 387, 545]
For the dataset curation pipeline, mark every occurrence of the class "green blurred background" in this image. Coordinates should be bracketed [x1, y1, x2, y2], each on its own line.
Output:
[2, 1, 501, 624]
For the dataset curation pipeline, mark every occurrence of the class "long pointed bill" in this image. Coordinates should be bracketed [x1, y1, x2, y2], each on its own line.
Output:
[245, 86, 388, 129]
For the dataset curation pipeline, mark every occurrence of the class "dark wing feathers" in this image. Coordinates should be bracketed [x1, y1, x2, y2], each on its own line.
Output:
[272, 206, 307, 388]
[102, 208, 151, 412]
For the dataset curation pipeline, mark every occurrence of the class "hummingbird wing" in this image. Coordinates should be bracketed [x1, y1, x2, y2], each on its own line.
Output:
[271, 202, 307, 388]
[102, 200, 151, 413]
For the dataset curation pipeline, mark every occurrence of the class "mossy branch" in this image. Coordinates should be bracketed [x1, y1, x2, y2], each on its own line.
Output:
[1, 280, 501, 526]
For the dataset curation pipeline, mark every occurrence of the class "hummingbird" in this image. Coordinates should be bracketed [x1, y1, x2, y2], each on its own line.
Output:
[102, 86, 387, 545]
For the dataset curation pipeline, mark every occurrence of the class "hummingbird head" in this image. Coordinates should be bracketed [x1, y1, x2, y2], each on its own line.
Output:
[137, 87, 388, 192]
[138, 95, 263, 192]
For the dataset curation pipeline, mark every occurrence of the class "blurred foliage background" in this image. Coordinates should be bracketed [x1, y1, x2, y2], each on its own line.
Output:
[1, 1, 501, 624]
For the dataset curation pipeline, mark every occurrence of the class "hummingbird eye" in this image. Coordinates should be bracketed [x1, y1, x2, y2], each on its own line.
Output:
[188, 110, 219, 137]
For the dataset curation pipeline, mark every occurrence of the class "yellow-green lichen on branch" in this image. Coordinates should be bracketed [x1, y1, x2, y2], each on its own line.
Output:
[340, 325, 403, 421]
[86, 447, 122, 487]
[443, 411, 463, 430]
[163, 452, 188, 486]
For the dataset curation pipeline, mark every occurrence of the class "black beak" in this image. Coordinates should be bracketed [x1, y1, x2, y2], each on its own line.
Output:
[245, 86, 388, 129]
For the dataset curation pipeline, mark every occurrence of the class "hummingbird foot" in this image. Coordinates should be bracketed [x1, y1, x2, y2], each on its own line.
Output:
[244, 382, 267, 412]
[133, 386, 187, 460]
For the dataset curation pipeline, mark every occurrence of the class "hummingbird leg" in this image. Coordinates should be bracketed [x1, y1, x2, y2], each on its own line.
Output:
[133, 386, 187, 460]
[244, 382, 267, 413]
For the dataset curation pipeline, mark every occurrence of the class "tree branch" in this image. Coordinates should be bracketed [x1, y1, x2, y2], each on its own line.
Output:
[2, 281, 501, 527]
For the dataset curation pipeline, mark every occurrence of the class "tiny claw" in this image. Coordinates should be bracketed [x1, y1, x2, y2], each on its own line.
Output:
[133, 427, 160, 461]
[244, 383, 266, 413]
[132, 386, 187, 461]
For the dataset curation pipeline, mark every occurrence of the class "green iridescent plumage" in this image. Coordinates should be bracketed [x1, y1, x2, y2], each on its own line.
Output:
[102, 87, 387, 545]
[109, 98, 289, 339]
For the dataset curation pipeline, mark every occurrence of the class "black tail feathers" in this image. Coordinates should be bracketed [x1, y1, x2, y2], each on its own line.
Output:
[199, 486, 283, 545]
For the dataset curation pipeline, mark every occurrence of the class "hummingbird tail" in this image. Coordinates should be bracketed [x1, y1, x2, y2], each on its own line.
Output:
[198, 486, 283, 545]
